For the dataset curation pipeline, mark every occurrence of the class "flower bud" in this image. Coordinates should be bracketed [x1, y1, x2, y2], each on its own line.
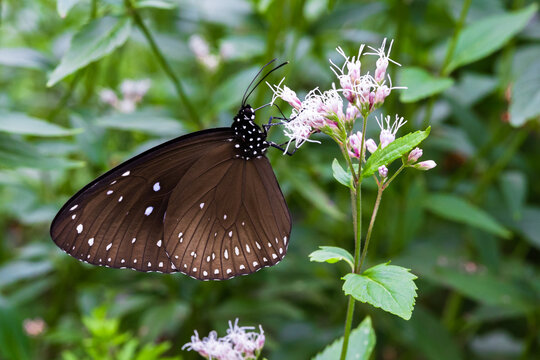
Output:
[414, 160, 436, 170]
[408, 147, 423, 163]
[348, 131, 363, 159]
[379, 129, 395, 149]
[345, 103, 359, 123]
[99, 89, 118, 106]
[365, 138, 377, 153]
[374, 57, 388, 82]
[280, 85, 302, 110]
[378, 165, 388, 178]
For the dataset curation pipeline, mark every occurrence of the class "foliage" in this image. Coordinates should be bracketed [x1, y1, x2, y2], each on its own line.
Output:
[1, 0, 539, 359]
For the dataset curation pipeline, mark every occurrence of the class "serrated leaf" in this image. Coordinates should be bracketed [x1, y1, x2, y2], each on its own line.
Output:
[309, 246, 354, 270]
[312, 316, 375, 360]
[445, 4, 538, 73]
[343, 263, 418, 320]
[399, 67, 454, 103]
[362, 127, 430, 179]
[48, 16, 132, 86]
[134, 0, 177, 9]
[57, 0, 80, 18]
[0, 48, 53, 70]
[0, 134, 84, 170]
[332, 158, 353, 189]
[0, 112, 81, 136]
[424, 193, 511, 238]
[95, 112, 183, 136]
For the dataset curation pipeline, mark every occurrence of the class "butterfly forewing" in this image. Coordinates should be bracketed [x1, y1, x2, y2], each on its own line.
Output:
[50, 129, 234, 273]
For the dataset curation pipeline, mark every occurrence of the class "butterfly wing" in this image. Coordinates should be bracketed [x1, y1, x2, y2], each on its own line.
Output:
[50, 128, 233, 273]
[163, 153, 292, 280]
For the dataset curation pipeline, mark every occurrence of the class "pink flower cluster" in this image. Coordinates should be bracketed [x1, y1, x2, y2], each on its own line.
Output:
[99, 79, 151, 113]
[268, 39, 405, 152]
[182, 319, 265, 360]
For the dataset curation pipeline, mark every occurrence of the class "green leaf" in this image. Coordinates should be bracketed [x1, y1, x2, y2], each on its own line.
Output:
[445, 4, 538, 73]
[309, 246, 354, 270]
[362, 127, 431, 179]
[312, 316, 375, 360]
[95, 112, 183, 136]
[510, 54, 540, 126]
[331, 158, 353, 189]
[0, 303, 31, 360]
[499, 171, 527, 220]
[343, 263, 418, 320]
[0, 112, 81, 136]
[399, 67, 454, 103]
[0, 48, 52, 70]
[0, 134, 84, 170]
[48, 16, 132, 86]
[0, 261, 53, 287]
[57, 0, 80, 18]
[424, 193, 511, 238]
[435, 267, 537, 312]
[515, 207, 540, 250]
[134, 0, 177, 9]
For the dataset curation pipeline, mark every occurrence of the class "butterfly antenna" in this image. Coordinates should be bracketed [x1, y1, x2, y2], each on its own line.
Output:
[242, 59, 277, 106]
[243, 61, 289, 106]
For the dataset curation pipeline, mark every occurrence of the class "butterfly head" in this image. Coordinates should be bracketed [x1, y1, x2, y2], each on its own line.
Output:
[231, 105, 268, 160]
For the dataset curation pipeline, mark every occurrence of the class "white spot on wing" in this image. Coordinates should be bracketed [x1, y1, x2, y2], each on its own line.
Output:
[132, 238, 136, 244]
[76, 224, 83, 234]
[223, 214, 227, 220]
[118, 196, 123, 202]
[200, 202, 205, 209]
[70, 205, 78, 211]
[88, 238, 94, 246]
[224, 249, 229, 259]
[159, 262, 164, 268]
[253, 261, 258, 267]
[272, 253, 277, 259]
[227, 269, 232, 274]
[284, 236, 288, 245]
[203, 271, 208, 276]
[245, 244, 250, 253]
[255, 241, 261, 250]
[239, 264, 245, 270]
[148, 262, 152, 267]
[235, 246, 239, 256]
[71, 214, 76, 220]
[145, 206, 153, 216]
[228, 231, 233, 237]
[153, 182, 160, 191]
[156, 240, 162, 247]
[214, 269, 219, 274]
[107, 190, 113, 195]
[122, 171, 130, 176]
[106, 243, 112, 251]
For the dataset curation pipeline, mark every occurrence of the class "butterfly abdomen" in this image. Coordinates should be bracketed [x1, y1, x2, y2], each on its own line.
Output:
[232, 105, 269, 160]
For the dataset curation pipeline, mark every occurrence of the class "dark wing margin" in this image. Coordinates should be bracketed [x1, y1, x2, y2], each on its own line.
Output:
[50, 128, 234, 273]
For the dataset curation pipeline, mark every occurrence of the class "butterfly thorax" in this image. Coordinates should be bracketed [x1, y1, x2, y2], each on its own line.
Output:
[231, 105, 269, 160]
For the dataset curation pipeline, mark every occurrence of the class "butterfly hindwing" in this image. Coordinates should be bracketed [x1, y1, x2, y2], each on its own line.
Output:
[163, 149, 292, 280]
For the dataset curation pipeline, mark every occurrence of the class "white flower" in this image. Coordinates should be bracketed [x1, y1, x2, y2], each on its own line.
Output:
[99, 89, 118, 106]
[365, 38, 401, 82]
[189, 34, 221, 71]
[376, 114, 407, 148]
[268, 78, 302, 110]
[182, 319, 265, 360]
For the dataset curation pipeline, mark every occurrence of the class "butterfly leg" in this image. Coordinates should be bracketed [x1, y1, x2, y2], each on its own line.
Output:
[268, 141, 297, 156]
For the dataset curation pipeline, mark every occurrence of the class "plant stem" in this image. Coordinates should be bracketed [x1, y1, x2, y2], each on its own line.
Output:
[340, 296, 356, 360]
[441, 0, 472, 76]
[125, 0, 200, 127]
[358, 185, 383, 271]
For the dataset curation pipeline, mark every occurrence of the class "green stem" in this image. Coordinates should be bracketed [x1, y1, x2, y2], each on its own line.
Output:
[358, 185, 383, 271]
[339, 296, 356, 360]
[125, 0, 200, 127]
[441, 0, 472, 76]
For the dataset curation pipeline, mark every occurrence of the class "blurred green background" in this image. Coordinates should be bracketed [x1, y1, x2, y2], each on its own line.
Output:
[1, 0, 539, 359]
